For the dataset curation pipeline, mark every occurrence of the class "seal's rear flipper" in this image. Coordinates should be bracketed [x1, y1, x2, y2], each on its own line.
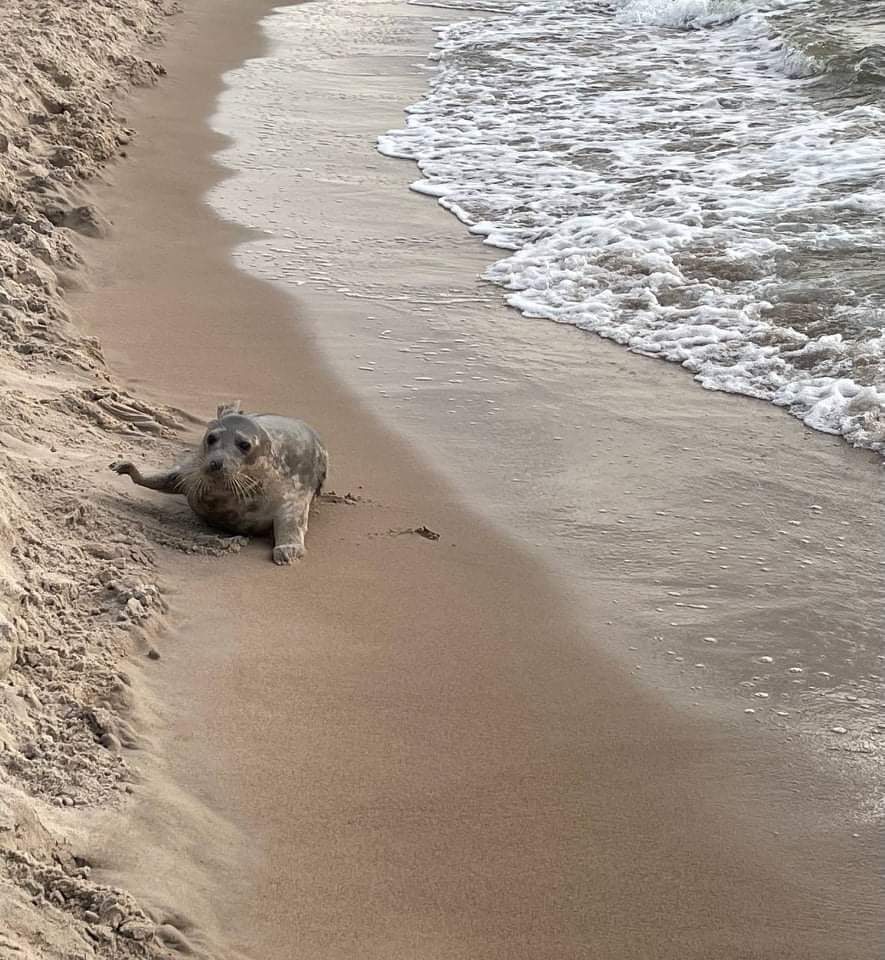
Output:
[216, 400, 243, 420]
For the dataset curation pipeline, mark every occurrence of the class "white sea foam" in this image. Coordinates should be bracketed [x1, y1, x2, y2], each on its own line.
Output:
[617, 0, 824, 76]
[614, 0, 756, 28]
[381, 0, 885, 450]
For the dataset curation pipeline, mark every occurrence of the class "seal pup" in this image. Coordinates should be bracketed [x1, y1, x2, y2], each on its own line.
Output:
[110, 402, 328, 565]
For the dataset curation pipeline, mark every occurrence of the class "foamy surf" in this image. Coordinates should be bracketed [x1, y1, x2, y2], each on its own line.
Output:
[379, 0, 885, 451]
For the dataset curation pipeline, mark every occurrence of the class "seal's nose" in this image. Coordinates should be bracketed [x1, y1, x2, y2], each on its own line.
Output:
[207, 458, 224, 473]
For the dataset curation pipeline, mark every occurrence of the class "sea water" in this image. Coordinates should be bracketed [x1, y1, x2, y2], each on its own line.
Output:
[380, 0, 885, 450]
[209, 0, 883, 798]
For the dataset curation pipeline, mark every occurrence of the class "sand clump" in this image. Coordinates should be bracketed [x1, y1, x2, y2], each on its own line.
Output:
[0, 2, 230, 956]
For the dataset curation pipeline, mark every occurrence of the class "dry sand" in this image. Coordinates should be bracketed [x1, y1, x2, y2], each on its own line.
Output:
[0, 1, 881, 958]
[0, 2, 230, 956]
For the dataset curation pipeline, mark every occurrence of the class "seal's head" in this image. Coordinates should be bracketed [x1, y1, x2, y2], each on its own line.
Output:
[187, 404, 272, 500]
[203, 414, 269, 470]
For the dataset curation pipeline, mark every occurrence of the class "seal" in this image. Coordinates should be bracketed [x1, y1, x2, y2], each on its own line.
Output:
[110, 401, 328, 565]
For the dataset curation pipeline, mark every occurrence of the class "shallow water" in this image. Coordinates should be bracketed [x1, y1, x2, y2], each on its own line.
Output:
[381, 0, 885, 450]
[208, 0, 883, 811]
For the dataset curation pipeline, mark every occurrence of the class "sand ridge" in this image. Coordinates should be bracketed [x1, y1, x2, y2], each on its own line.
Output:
[0, 2, 243, 956]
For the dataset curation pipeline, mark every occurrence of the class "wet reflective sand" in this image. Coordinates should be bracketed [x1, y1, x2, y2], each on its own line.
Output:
[212, 0, 884, 787]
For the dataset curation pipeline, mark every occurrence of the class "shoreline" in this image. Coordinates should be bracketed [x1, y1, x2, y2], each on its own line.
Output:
[376, 0, 885, 455]
[0, 0, 879, 956]
[76, 0, 879, 957]
[211, 1, 882, 762]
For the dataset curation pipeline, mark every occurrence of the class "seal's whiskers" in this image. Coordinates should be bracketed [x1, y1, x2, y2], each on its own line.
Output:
[178, 462, 209, 500]
[227, 472, 261, 501]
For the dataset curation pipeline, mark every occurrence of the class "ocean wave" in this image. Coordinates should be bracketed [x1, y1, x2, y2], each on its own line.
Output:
[614, 0, 830, 80]
[384, 0, 885, 450]
[616, 0, 885, 86]
[613, 0, 758, 29]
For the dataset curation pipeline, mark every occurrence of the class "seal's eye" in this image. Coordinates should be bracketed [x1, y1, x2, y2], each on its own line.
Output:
[206, 434, 218, 447]
[237, 439, 252, 453]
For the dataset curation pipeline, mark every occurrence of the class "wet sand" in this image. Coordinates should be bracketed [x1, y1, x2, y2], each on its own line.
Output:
[72, 0, 880, 957]
[212, 0, 883, 744]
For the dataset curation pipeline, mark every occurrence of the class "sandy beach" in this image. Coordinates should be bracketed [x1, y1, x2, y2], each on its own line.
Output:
[1, 1, 881, 958]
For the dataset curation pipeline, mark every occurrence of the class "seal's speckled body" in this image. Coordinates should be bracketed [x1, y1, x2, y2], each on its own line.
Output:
[111, 402, 328, 565]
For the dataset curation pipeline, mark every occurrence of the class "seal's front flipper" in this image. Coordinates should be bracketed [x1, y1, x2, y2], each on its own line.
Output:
[110, 461, 183, 495]
[271, 494, 311, 565]
[272, 541, 305, 565]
